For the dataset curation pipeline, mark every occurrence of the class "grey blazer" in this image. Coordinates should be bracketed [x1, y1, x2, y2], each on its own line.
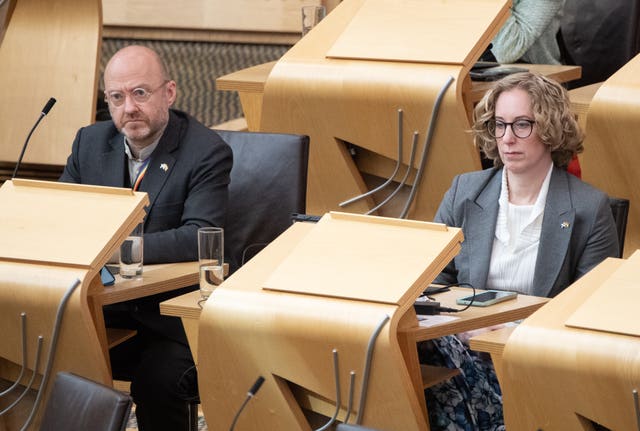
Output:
[434, 167, 619, 298]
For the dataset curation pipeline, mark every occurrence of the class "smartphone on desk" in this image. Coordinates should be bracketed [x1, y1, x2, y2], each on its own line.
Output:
[456, 290, 517, 307]
[100, 266, 116, 286]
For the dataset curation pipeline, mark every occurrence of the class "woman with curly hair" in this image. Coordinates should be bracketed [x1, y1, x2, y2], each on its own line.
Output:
[421, 71, 619, 430]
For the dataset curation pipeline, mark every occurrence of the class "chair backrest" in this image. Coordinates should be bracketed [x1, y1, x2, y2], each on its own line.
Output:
[214, 130, 309, 274]
[559, 0, 640, 87]
[39, 372, 132, 431]
[609, 197, 630, 258]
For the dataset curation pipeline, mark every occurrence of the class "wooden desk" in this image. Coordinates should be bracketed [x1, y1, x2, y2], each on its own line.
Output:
[216, 61, 277, 132]
[160, 289, 202, 359]
[468, 325, 515, 382]
[87, 261, 199, 368]
[466, 63, 582, 104]
[397, 287, 548, 420]
[469, 255, 640, 429]
[163, 221, 548, 429]
[568, 81, 603, 130]
[160, 284, 547, 361]
[217, 62, 582, 132]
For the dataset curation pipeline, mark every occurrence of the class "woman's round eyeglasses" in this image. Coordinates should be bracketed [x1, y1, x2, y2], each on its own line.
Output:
[486, 119, 536, 139]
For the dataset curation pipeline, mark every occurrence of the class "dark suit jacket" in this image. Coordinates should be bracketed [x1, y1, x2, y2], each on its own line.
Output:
[434, 166, 619, 298]
[60, 109, 233, 264]
[60, 110, 232, 341]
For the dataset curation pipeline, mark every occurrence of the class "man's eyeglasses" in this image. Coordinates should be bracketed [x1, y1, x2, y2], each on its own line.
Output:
[104, 80, 169, 107]
[486, 119, 536, 139]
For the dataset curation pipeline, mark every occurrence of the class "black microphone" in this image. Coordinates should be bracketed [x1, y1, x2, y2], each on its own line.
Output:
[12, 97, 57, 179]
[229, 376, 265, 431]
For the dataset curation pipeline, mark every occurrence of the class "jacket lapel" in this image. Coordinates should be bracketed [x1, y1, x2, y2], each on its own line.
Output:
[100, 135, 127, 187]
[533, 168, 574, 297]
[464, 170, 501, 290]
[137, 112, 182, 210]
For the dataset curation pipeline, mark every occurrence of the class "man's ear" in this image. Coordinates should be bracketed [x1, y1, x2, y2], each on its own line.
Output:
[165, 80, 177, 106]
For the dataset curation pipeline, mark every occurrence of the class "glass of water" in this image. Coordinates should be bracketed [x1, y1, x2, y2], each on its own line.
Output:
[119, 223, 144, 278]
[198, 227, 224, 300]
[301, 5, 326, 36]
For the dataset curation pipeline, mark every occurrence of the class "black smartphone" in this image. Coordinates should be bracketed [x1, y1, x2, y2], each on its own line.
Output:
[456, 290, 517, 307]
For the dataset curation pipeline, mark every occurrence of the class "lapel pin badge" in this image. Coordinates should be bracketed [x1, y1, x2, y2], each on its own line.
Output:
[160, 163, 168, 172]
[561, 221, 570, 229]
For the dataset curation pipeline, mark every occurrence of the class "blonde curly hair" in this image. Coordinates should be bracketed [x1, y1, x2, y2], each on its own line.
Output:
[471, 71, 584, 168]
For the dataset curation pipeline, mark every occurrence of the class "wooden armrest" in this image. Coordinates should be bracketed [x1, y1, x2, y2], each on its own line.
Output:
[421, 364, 460, 388]
[106, 328, 137, 349]
[468, 326, 515, 356]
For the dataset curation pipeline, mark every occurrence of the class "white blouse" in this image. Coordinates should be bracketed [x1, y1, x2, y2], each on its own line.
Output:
[487, 164, 553, 295]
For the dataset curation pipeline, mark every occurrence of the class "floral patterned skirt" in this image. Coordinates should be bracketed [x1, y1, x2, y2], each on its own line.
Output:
[418, 335, 505, 431]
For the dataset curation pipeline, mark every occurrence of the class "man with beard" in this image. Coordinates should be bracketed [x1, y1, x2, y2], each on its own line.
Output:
[60, 45, 233, 430]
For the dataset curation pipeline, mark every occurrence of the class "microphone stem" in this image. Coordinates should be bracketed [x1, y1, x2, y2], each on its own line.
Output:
[229, 394, 253, 431]
[12, 113, 45, 179]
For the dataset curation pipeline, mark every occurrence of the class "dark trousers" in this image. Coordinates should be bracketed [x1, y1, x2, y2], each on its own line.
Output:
[106, 302, 198, 431]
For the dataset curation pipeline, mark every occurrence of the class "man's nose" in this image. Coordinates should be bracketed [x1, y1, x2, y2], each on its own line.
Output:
[123, 93, 140, 112]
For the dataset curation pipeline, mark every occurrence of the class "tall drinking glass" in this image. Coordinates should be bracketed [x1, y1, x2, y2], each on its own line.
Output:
[301, 5, 326, 36]
[119, 223, 144, 278]
[198, 227, 224, 300]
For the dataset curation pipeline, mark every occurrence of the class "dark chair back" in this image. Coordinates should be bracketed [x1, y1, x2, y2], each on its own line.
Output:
[39, 372, 132, 431]
[609, 197, 630, 258]
[214, 130, 309, 274]
[559, 0, 640, 87]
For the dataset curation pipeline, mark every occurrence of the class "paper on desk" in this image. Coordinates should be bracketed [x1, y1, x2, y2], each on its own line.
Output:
[418, 314, 460, 327]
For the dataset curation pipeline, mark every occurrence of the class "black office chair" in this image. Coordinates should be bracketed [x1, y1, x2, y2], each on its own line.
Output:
[39, 372, 132, 431]
[215, 129, 310, 274]
[609, 197, 630, 258]
[559, 0, 640, 87]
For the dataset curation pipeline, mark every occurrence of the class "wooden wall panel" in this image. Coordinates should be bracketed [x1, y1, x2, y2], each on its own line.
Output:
[102, 0, 330, 33]
[0, 0, 100, 166]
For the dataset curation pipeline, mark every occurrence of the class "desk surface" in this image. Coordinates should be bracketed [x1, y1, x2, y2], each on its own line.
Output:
[216, 61, 277, 93]
[87, 261, 199, 371]
[403, 287, 548, 342]
[216, 61, 582, 103]
[93, 261, 199, 305]
[160, 288, 203, 319]
[161, 286, 547, 337]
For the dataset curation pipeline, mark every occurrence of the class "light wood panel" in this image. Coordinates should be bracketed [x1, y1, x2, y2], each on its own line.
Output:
[259, 0, 509, 218]
[568, 81, 603, 130]
[468, 325, 514, 382]
[217, 62, 580, 138]
[263, 212, 461, 305]
[198, 215, 460, 431]
[0, 180, 146, 268]
[580, 53, 640, 257]
[0, 265, 109, 429]
[501, 256, 640, 430]
[0, 179, 148, 430]
[159, 290, 201, 359]
[0, 0, 100, 166]
[565, 250, 640, 336]
[101, 0, 342, 44]
[91, 261, 199, 305]
[196, 216, 549, 431]
[103, 0, 325, 33]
